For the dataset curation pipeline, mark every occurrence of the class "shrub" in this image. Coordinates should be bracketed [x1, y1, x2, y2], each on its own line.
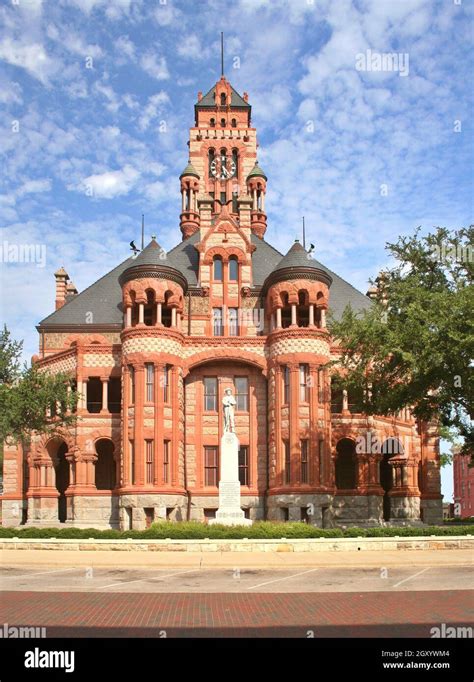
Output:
[0, 522, 472, 540]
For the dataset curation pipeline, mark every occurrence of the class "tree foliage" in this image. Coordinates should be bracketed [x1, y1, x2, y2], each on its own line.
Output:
[0, 327, 78, 444]
[328, 226, 473, 459]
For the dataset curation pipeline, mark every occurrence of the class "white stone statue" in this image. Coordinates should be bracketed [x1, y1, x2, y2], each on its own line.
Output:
[222, 388, 236, 433]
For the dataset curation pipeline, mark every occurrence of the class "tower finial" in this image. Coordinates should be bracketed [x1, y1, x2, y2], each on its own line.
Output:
[302, 216, 306, 249]
[221, 32, 224, 77]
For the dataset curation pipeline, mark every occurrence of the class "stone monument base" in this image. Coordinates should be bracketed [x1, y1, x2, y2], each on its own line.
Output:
[209, 432, 253, 527]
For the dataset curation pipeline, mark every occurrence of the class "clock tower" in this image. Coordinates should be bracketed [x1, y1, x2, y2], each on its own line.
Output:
[179, 75, 268, 241]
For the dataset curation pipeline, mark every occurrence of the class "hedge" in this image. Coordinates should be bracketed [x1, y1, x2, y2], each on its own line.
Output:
[0, 521, 473, 540]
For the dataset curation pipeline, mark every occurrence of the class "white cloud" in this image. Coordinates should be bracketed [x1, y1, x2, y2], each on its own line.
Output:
[16, 178, 52, 199]
[116, 35, 136, 60]
[177, 35, 206, 60]
[0, 77, 22, 105]
[66, 0, 133, 18]
[140, 52, 169, 80]
[76, 165, 140, 198]
[152, 3, 181, 26]
[138, 91, 170, 131]
[0, 38, 57, 85]
[46, 23, 103, 59]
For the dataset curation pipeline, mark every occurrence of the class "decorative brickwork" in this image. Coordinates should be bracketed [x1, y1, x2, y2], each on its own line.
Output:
[2, 73, 441, 530]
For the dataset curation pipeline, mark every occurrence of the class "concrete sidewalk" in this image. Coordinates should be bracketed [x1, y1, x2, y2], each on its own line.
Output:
[2, 548, 473, 569]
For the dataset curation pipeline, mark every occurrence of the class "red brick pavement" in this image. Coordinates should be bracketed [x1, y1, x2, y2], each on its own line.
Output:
[1, 590, 472, 637]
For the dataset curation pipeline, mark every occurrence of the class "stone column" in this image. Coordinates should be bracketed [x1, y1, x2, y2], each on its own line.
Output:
[171, 366, 179, 486]
[134, 365, 145, 486]
[82, 378, 88, 411]
[320, 308, 326, 328]
[171, 308, 177, 327]
[122, 365, 130, 487]
[289, 365, 300, 486]
[157, 302, 162, 326]
[274, 365, 282, 487]
[309, 363, 318, 486]
[101, 377, 108, 413]
[291, 304, 297, 326]
[138, 303, 144, 325]
[342, 389, 349, 412]
[125, 306, 132, 328]
[309, 305, 314, 326]
[276, 308, 282, 328]
[154, 364, 164, 486]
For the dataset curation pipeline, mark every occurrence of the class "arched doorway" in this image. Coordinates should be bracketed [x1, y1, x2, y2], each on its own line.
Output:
[335, 438, 357, 489]
[47, 439, 69, 523]
[380, 438, 404, 521]
[95, 438, 116, 490]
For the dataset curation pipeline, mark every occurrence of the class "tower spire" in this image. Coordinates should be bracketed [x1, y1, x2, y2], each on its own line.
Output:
[221, 32, 224, 76]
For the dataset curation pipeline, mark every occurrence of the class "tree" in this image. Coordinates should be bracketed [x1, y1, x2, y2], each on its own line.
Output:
[328, 226, 473, 460]
[0, 326, 78, 445]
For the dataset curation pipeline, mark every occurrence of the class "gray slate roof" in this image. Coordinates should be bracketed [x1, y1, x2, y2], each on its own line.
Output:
[273, 240, 320, 272]
[39, 232, 372, 327]
[197, 84, 250, 108]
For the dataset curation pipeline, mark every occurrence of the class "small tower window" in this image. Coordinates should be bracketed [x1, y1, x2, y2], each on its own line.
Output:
[229, 257, 238, 281]
[231, 118, 237, 128]
[220, 93, 227, 105]
[208, 148, 215, 178]
[210, 118, 215, 127]
[220, 118, 226, 127]
[232, 148, 238, 178]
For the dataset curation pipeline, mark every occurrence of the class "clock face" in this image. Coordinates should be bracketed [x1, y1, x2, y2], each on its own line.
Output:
[210, 155, 236, 179]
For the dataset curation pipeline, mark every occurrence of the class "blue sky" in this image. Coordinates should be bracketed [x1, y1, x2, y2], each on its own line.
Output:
[1, 0, 473, 500]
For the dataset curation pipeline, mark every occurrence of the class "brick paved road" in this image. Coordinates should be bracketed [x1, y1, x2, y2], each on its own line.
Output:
[1, 590, 472, 637]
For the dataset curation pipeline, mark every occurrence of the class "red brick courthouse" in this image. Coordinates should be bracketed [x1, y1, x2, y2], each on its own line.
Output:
[2, 76, 442, 529]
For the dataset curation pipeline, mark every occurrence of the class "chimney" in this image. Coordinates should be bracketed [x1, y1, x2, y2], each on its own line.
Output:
[366, 284, 378, 300]
[243, 92, 248, 102]
[66, 280, 78, 299]
[54, 266, 69, 309]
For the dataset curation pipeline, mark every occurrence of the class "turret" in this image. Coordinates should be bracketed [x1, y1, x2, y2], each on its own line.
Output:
[179, 161, 201, 239]
[246, 161, 267, 238]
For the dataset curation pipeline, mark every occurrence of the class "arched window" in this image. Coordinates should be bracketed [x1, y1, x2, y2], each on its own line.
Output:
[281, 293, 291, 328]
[210, 117, 215, 127]
[330, 375, 344, 413]
[220, 93, 226, 105]
[144, 289, 155, 326]
[231, 118, 237, 128]
[95, 439, 116, 490]
[208, 148, 215, 178]
[232, 148, 238, 177]
[213, 256, 223, 281]
[297, 290, 309, 327]
[229, 256, 238, 281]
[47, 439, 69, 523]
[335, 438, 357, 490]
[380, 439, 403, 521]
[220, 118, 226, 127]
[162, 291, 173, 328]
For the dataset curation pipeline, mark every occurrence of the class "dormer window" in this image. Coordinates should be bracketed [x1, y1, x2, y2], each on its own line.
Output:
[229, 256, 238, 281]
[220, 93, 227, 105]
[213, 256, 223, 281]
